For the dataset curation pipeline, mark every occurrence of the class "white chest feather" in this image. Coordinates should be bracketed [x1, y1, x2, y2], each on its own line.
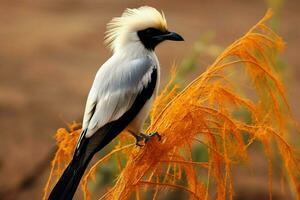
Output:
[127, 53, 160, 133]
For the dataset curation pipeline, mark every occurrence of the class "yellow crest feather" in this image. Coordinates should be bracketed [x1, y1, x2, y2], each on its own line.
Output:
[105, 6, 167, 52]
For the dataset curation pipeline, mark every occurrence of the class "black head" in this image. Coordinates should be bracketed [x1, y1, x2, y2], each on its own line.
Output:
[137, 27, 184, 50]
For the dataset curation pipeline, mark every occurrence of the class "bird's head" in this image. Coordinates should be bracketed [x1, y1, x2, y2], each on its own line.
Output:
[105, 6, 184, 52]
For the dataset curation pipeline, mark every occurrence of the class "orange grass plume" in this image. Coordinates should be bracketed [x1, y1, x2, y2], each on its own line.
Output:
[43, 10, 300, 200]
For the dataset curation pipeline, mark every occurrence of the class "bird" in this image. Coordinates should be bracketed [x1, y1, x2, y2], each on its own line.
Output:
[48, 6, 183, 200]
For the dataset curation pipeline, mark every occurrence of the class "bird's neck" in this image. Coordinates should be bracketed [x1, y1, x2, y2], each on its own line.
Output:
[114, 41, 155, 59]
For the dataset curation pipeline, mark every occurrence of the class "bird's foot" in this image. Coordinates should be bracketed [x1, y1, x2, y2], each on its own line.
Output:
[134, 134, 145, 147]
[139, 132, 161, 143]
[129, 130, 161, 147]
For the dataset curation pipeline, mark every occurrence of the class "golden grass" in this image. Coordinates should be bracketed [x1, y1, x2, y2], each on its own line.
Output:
[43, 10, 300, 200]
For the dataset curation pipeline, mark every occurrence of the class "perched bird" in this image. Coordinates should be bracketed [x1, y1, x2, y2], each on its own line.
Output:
[48, 6, 183, 200]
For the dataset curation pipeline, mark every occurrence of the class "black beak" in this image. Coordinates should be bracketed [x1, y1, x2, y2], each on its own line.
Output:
[154, 31, 184, 41]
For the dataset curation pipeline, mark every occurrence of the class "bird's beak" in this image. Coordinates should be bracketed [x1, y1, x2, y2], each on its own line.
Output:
[163, 31, 184, 41]
[154, 31, 184, 41]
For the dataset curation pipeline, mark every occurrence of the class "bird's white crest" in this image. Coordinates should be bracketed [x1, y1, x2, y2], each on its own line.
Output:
[105, 6, 167, 52]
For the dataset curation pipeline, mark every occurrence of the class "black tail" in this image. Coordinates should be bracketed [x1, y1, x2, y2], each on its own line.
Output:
[48, 151, 91, 200]
[48, 121, 126, 200]
[48, 129, 94, 200]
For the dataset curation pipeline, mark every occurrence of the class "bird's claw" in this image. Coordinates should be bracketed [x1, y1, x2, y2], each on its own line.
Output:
[135, 135, 145, 147]
[140, 132, 161, 143]
[133, 132, 161, 147]
[150, 132, 161, 141]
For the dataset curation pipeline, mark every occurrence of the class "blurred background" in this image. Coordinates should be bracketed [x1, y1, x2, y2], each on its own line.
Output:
[0, 0, 299, 199]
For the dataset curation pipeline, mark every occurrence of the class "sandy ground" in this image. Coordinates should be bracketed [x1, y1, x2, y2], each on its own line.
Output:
[0, 0, 299, 199]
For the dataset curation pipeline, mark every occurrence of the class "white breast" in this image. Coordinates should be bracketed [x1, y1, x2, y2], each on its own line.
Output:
[127, 52, 160, 133]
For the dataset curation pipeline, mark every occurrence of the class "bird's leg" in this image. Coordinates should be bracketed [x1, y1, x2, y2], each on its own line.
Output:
[128, 131, 161, 146]
[128, 130, 145, 147]
[139, 132, 161, 143]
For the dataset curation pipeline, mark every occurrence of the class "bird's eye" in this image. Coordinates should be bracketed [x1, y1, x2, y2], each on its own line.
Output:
[145, 28, 156, 34]
[144, 28, 162, 35]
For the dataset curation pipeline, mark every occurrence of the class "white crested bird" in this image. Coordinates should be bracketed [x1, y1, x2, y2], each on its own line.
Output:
[48, 6, 183, 200]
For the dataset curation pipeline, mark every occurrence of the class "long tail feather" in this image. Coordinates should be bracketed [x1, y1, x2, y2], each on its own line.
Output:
[48, 124, 124, 200]
[48, 129, 92, 200]
[48, 152, 90, 200]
